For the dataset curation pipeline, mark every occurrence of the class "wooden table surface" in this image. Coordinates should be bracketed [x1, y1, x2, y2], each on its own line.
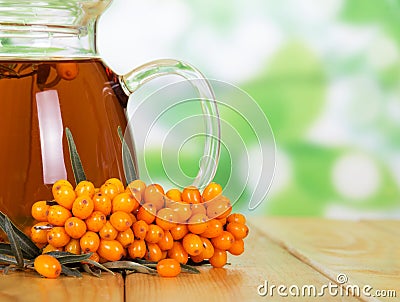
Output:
[0, 217, 398, 302]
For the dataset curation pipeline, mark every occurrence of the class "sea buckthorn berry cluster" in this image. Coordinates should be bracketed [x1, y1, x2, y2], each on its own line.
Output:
[30, 179, 249, 277]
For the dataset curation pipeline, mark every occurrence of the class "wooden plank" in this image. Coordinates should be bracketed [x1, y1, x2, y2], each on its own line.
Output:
[125, 221, 358, 302]
[363, 220, 400, 236]
[0, 272, 124, 302]
[252, 217, 400, 302]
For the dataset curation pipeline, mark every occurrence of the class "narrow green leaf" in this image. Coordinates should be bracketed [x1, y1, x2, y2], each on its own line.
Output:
[180, 263, 201, 274]
[82, 263, 101, 277]
[47, 252, 92, 265]
[0, 243, 31, 258]
[0, 211, 40, 258]
[84, 259, 115, 275]
[4, 216, 24, 268]
[117, 126, 137, 183]
[65, 127, 86, 184]
[103, 260, 156, 275]
[0, 253, 17, 265]
[61, 264, 82, 278]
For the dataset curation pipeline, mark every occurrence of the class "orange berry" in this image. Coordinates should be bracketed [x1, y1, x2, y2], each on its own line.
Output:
[75, 180, 95, 198]
[88, 252, 100, 263]
[132, 220, 149, 240]
[202, 182, 222, 202]
[42, 244, 63, 253]
[206, 196, 232, 219]
[80, 231, 100, 253]
[30, 222, 50, 244]
[182, 233, 204, 256]
[167, 241, 188, 264]
[125, 180, 146, 203]
[182, 186, 202, 204]
[31, 201, 50, 222]
[117, 228, 135, 248]
[85, 211, 106, 232]
[200, 237, 214, 259]
[110, 211, 133, 232]
[47, 205, 72, 226]
[160, 250, 168, 260]
[99, 221, 118, 240]
[144, 224, 164, 244]
[190, 253, 205, 263]
[53, 185, 76, 209]
[128, 212, 137, 224]
[136, 203, 157, 224]
[169, 202, 192, 222]
[187, 213, 208, 234]
[226, 213, 246, 225]
[92, 192, 112, 216]
[100, 183, 119, 200]
[226, 222, 249, 240]
[190, 203, 206, 217]
[228, 238, 244, 256]
[166, 189, 182, 202]
[145, 243, 163, 262]
[65, 239, 81, 255]
[211, 231, 235, 251]
[34, 255, 61, 278]
[64, 217, 87, 239]
[56, 62, 79, 80]
[105, 178, 124, 194]
[97, 239, 125, 262]
[143, 184, 165, 210]
[112, 193, 136, 213]
[218, 217, 227, 226]
[52, 179, 73, 196]
[156, 208, 178, 230]
[209, 249, 227, 268]
[157, 259, 181, 277]
[128, 239, 146, 259]
[72, 196, 94, 219]
[47, 227, 70, 248]
[157, 230, 173, 251]
[201, 219, 224, 238]
[170, 224, 188, 241]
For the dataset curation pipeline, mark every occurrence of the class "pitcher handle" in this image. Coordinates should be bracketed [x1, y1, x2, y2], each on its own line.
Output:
[118, 59, 221, 188]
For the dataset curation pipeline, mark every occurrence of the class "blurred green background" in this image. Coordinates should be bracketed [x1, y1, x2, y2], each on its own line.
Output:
[100, 0, 400, 218]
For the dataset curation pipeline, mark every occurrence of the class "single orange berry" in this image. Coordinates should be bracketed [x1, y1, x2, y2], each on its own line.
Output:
[209, 249, 227, 268]
[143, 184, 165, 210]
[128, 212, 137, 225]
[72, 196, 94, 219]
[211, 231, 235, 251]
[226, 213, 246, 225]
[226, 222, 249, 240]
[42, 244, 63, 253]
[116, 228, 135, 248]
[136, 203, 157, 224]
[187, 213, 208, 234]
[75, 180, 95, 198]
[52, 179, 73, 197]
[31, 201, 50, 222]
[100, 183, 119, 200]
[110, 211, 133, 232]
[157, 230, 173, 251]
[190, 253, 205, 263]
[167, 241, 188, 264]
[144, 224, 164, 244]
[145, 242, 163, 262]
[228, 238, 244, 256]
[30, 222, 50, 244]
[156, 208, 178, 230]
[201, 219, 224, 238]
[206, 196, 232, 219]
[85, 211, 106, 232]
[200, 237, 214, 259]
[202, 182, 223, 202]
[47, 205, 72, 226]
[53, 185, 76, 210]
[170, 224, 188, 241]
[132, 220, 149, 240]
[64, 238, 81, 255]
[112, 192, 135, 213]
[218, 217, 227, 226]
[88, 252, 100, 263]
[105, 178, 125, 194]
[125, 179, 146, 203]
[47, 227, 70, 248]
[190, 203, 206, 217]
[160, 250, 168, 260]
[99, 221, 118, 240]
[127, 239, 146, 259]
[34, 255, 61, 278]
[182, 233, 204, 256]
[157, 259, 181, 277]
[169, 202, 192, 222]
[92, 192, 112, 216]
[56, 62, 79, 80]
[64, 217, 87, 239]
[97, 239, 125, 262]
[182, 186, 202, 204]
[80, 231, 100, 253]
[166, 189, 182, 202]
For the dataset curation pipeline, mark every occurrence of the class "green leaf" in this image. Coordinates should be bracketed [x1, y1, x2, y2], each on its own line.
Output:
[61, 264, 82, 278]
[0, 243, 31, 258]
[44, 252, 92, 265]
[65, 127, 86, 184]
[117, 126, 137, 183]
[180, 263, 201, 274]
[0, 253, 17, 265]
[4, 216, 24, 268]
[84, 259, 115, 275]
[0, 211, 40, 259]
[103, 260, 157, 275]
[82, 263, 102, 277]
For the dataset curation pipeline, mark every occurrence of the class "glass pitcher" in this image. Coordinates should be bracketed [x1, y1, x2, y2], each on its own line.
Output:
[0, 0, 220, 230]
